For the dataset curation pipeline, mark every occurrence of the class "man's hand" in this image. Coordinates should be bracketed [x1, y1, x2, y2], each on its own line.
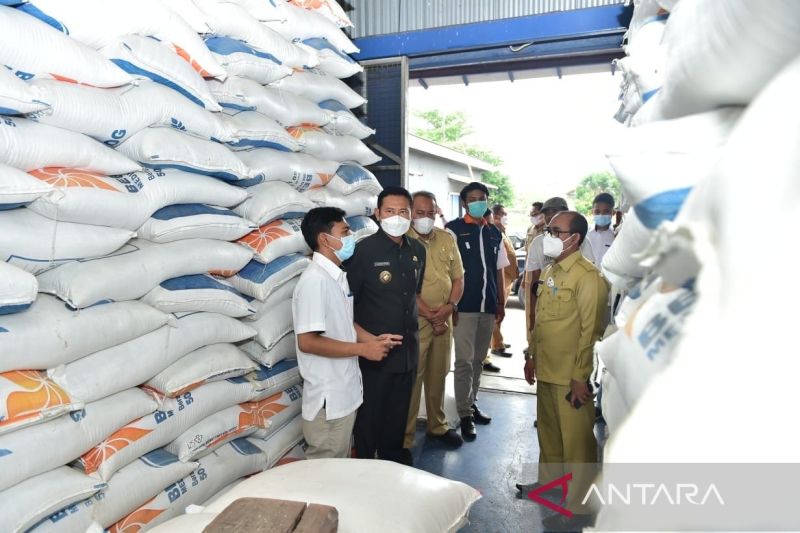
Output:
[495, 304, 505, 323]
[358, 334, 403, 362]
[569, 379, 592, 406]
[432, 322, 448, 336]
[524, 359, 536, 385]
[429, 303, 453, 325]
[418, 305, 435, 320]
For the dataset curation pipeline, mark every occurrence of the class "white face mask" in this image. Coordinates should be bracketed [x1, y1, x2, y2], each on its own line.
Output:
[500, 216, 509, 226]
[381, 215, 411, 237]
[543, 234, 566, 258]
[412, 217, 435, 235]
[531, 214, 544, 226]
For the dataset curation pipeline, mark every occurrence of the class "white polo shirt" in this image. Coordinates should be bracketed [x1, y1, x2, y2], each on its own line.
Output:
[292, 252, 362, 422]
[586, 227, 616, 266]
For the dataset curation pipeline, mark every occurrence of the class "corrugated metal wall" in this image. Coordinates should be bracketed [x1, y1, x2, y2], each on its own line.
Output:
[348, 0, 626, 38]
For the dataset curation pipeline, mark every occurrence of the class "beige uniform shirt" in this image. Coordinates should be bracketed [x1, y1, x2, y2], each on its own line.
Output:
[525, 224, 541, 254]
[407, 227, 465, 313]
[501, 232, 519, 287]
[532, 250, 609, 386]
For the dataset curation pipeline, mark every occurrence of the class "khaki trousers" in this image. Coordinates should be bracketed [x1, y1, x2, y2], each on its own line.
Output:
[490, 276, 516, 351]
[302, 407, 356, 460]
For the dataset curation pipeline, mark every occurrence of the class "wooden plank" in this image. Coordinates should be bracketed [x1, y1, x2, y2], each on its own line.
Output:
[203, 498, 305, 533]
[294, 503, 338, 533]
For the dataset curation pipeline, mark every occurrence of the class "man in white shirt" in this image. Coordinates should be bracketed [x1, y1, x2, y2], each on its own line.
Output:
[585, 192, 617, 267]
[293, 207, 402, 459]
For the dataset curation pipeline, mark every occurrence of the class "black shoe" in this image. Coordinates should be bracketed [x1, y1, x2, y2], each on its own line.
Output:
[542, 513, 595, 532]
[504, 343, 511, 349]
[482, 362, 501, 372]
[534, 419, 538, 428]
[460, 416, 476, 441]
[430, 429, 463, 448]
[491, 349, 513, 357]
[516, 481, 556, 493]
[471, 404, 491, 424]
[400, 448, 414, 466]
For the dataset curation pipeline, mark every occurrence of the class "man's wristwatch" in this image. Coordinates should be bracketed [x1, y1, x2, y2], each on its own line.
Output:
[524, 352, 535, 361]
[448, 302, 458, 312]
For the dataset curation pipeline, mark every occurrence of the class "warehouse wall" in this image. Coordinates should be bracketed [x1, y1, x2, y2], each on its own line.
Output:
[348, 0, 625, 38]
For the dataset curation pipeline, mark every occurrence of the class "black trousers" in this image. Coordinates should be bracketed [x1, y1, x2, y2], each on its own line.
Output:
[354, 365, 416, 463]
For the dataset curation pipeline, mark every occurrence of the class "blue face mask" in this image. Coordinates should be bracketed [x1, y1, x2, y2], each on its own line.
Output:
[328, 234, 356, 262]
[594, 214, 613, 227]
[467, 200, 488, 218]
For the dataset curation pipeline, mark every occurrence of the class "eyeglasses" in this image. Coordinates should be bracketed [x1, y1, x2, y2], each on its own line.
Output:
[544, 227, 571, 238]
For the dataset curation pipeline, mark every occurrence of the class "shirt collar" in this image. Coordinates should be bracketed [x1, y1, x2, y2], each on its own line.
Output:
[312, 252, 345, 281]
[556, 250, 582, 272]
[464, 214, 488, 226]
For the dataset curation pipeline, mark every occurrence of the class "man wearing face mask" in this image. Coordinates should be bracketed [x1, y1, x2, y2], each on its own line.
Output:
[345, 186, 426, 466]
[490, 204, 518, 358]
[403, 191, 465, 451]
[445, 182, 510, 441]
[525, 201, 545, 253]
[294, 208, 401, 459]
[517, 211, 608, 531]
[586, 192, 617, 267]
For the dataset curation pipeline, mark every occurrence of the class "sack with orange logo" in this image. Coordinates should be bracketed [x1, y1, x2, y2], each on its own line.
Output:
[145, 343, 259, 398]
[205, 36, 292, 85]
[165, 384, 302, 462]
[27, 167, 248, 230]
[0, 117, 141, 175]
[141, 274, 255, 318]
[240, 330, 296, 368]
[0, 162, 53, 209]
[288, 125, 380, 165]
[272, 69, 366, 108]
[221, 109, 300, 152]
[321, 100, 375, 139]
[0, 6, 133, 88]
[0, 208, 135, 275]
[137, 204, 257, 244]
[0, 370, 83, 436]
[0, 387, 157, 492]
[305, 186, 378, 217]
[227, 253, 309, 301]
[266, 3, 358, 54]
[232, 181, 316, 226]
[36, 239, 253, 309]
[0, 63, 49, 115]
[237, 218, 308, 265]
[288, 0, 353, 28]
[0, 261, 37, 315]
[300, 38, 363, 79]
[208, 77, 334, 127]
[236, 149, 338, 193]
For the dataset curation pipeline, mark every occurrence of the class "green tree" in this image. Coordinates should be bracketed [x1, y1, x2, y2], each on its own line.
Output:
[414, 110, 515, 206]
[569, 172, 621, 216]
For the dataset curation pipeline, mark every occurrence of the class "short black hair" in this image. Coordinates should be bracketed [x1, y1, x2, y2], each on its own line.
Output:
[459, 181, 489, 202]
[301, 207, 346, 252]
[532, 201, 543, 210]
[593, 192, 615, 208]
[564, 211, 589, 245]
[377, 186, 412, 209]
[491, 204, 504, 215]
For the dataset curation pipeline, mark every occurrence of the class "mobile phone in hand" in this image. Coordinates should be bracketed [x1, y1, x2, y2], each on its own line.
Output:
[565, 391, 582, 409]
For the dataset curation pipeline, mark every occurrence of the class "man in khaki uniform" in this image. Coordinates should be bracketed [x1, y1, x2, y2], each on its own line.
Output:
[489, 204, 518, 358]
[525, 201, 544, 253]
[404, 191, 465, 450]
[518, 211, 608, 531]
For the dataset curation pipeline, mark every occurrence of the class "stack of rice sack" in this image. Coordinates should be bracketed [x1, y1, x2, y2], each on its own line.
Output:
[595, 0, 800, 511]
[0, 0, 382, 530]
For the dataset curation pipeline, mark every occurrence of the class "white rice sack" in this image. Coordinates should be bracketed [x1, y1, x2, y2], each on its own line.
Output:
[166, 384, 302, 462]
[233, 182, 315, 226]
[289, 126, 380, 165]
[208, 76, 334, 127]
[34, 449, 197, 532]
[201, 458, 480, 533]
[0, 162, 53, 209]
[240, 331, 296, 368]
[226, 0, 286, 22]
[195, 0, 318, 69]
[0, 467, 106, 533]
[288, 0, 353, 28]
[100, 34, 221, 111]
[24, 0, 225, 79]
[607, 108, 742, 230]
[347, 215, 379, 243]
[116, 127, 263, 186]
[138, 204, 256, 243]
[247, 298, 294, 352]
[299, 38, 363, 79]
[244, 276, 297, 321]
[205, 36, 292, 85]
[0, 261, 37, 315]
[0, 388, 157, 492]
[321, 100, 375, 140]
[0, 370, 83, 436]
[0, 117, 141, 174]
[0, 208, 135, 275]
[0, 6, 132, 88]
[142, 274, 255, 318]
[227, 253, 309, 301]
[272, 69, 366, 108]
[79, 381, 255, 481]
[157, 0, 213, 33]
[49, 312, 256, 403]
[236, 149, 337, 192]
[0, 64, 48, 115]
[600, 210, 652, 288]
[328, 164, 383, 196]
[221, 109, 300, 152]
[266, 3, 358, 54]
[238, 218, 308, 265]
[247, 414, 303, 468]
[36, 239, 253, 309]
[146, 344, 258, 398]
[305, 187, 377, 217]
[108, 438, 267, 533]
[27, 167, 248, 230]
[239, 360, 302, 402]
[0, 296, 168, 373]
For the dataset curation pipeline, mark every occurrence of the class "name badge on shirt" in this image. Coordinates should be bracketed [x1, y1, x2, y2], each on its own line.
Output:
[374, 261, 390, 267]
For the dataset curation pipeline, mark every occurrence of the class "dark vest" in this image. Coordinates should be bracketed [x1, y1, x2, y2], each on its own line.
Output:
[445, 218, 502, 314]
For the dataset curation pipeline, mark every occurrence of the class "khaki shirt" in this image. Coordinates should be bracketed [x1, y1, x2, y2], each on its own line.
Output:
[501, 232, 519, 287]
[532, 250, 609, 386]
[407, 227, 464, 311]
